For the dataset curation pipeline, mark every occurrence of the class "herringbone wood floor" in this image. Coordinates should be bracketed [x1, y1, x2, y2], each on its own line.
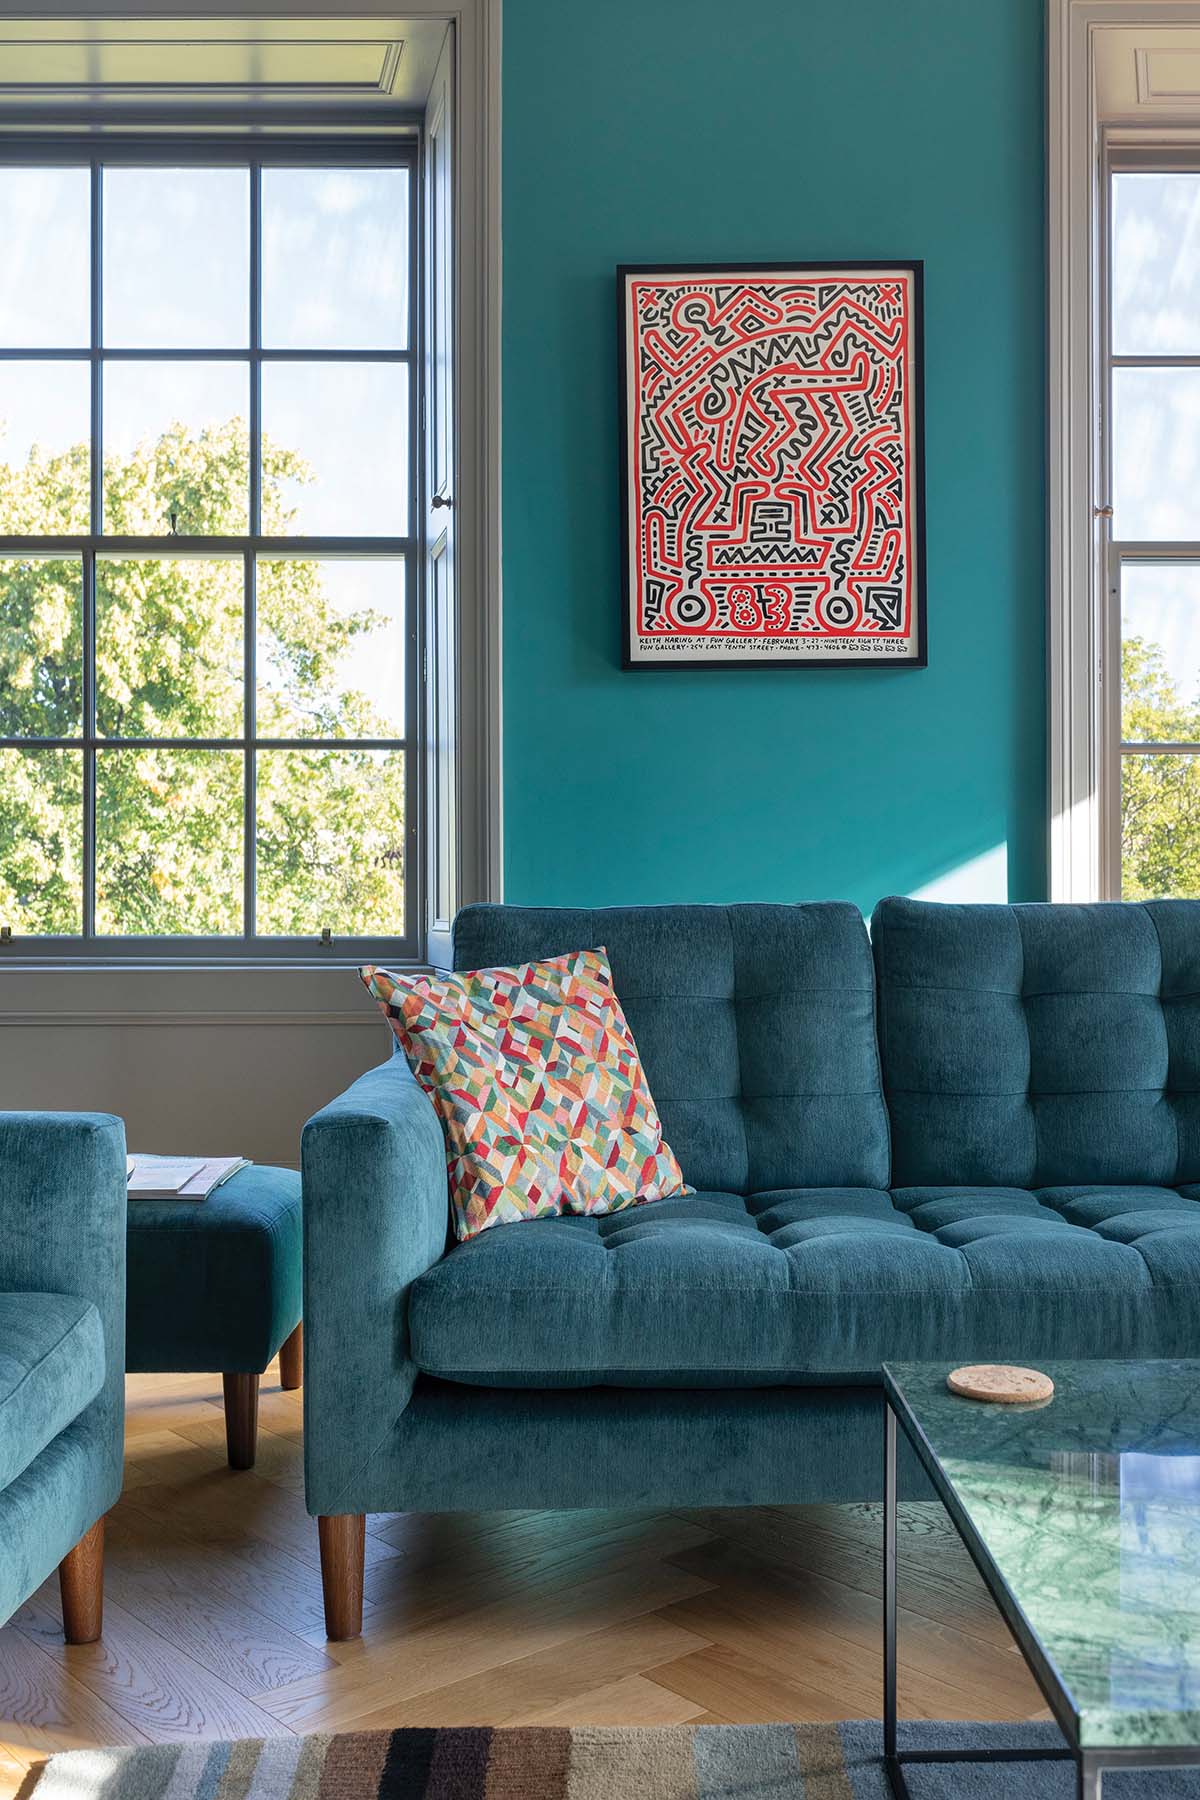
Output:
[0, 1368, 1049, 1793]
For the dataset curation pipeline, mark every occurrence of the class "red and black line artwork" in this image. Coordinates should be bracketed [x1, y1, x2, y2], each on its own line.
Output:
[618, 263, 925, 669]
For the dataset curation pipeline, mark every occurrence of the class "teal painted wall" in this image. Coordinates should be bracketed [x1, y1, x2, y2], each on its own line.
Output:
[501, 0, 1045, 911]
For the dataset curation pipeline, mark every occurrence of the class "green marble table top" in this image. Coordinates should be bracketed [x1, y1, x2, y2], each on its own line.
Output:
[884, 1361, 1200, 1751]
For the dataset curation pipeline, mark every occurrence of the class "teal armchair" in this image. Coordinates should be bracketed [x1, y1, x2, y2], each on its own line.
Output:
[0, 1112, 127, 1640]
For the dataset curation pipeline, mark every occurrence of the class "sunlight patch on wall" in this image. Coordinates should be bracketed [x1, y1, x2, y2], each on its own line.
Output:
[910, 843, 1009, 903]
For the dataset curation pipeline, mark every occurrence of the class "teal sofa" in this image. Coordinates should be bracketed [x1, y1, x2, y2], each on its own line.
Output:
[0, 1112, 127, 1640]
[304, 898, 1200, 1638]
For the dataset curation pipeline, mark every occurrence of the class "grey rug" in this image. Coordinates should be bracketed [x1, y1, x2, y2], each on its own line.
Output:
[21, 1720, 1200, 1798]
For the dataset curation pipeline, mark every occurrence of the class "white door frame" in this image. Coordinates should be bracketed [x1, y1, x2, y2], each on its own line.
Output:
[1048, 0, 1200, 900]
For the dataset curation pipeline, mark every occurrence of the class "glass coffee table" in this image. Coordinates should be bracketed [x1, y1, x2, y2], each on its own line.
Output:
[884, 1361, 1200, 1800]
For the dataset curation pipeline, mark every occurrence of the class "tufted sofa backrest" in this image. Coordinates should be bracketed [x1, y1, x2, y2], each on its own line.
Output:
[872, 895, 1200, 1188]
[452, 902, 890, 1194]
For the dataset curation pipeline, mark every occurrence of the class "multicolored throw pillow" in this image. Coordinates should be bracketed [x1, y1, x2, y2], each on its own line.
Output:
[360, 948, 689, 1241]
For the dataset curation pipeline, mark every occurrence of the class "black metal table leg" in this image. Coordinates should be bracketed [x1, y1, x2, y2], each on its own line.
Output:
[1078, 1752, 1102, 1799]
[884, 1401, 900, 1797]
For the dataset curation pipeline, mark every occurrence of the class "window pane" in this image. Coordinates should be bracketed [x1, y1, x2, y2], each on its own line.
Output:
[0, 168, 89, 349]
[96, 747, 242, 935]
[0, 749, 83, 935]
[0, 557, 82, 737]
[103, 361, 248, 534]
[257, 559, 404, 738]
[256, 747, 404, 936]
[103, 167, 249, 349]
[262, 168, 409, 349]
[261, 362, 407, 535]
[96, 557, 242, 739]
[0, 362, 90, 532]
[1113, 173, 1200, 356]
[1113, 368, 1200, 541]
[1123, 753, 1200, 898]
[1121, 563, 1200, 745]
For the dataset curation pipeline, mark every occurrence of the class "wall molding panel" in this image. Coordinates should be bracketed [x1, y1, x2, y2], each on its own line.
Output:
[0, 1012, 381, 1028]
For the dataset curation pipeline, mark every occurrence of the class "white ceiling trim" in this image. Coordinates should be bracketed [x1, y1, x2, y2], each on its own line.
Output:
[1095, 16, 1200, 119]
[0, 37, 407, 98]
[0, 12, 451, 110]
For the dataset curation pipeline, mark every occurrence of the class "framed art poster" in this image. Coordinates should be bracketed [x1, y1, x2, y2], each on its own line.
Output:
[618, 262, 925, 670]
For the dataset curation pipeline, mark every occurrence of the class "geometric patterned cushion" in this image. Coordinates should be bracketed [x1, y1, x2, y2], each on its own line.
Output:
[360, 947, 689, 1241]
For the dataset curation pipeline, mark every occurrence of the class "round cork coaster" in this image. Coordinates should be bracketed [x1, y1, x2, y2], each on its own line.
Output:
[947, 1364, 1054, 1404]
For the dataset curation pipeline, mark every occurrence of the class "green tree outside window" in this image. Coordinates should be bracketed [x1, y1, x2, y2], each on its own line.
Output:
[0, 418, 405, 938]
[1122, 636, 1200, 900]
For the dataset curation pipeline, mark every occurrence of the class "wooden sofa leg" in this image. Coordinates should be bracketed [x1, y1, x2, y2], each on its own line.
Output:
[319, 1514, 365, 1641]
[223, 1371, 259, 1470]
[278, 1322, 303, 1390]
[59, 1518, 104, 1644]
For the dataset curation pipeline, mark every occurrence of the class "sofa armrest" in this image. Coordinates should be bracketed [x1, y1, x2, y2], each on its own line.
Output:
[301, 1056, 448, 1516]
[0, 1111, 128, 1496]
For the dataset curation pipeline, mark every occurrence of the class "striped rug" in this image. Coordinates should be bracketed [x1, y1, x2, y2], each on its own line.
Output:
[23, 1721, 1199, 1798]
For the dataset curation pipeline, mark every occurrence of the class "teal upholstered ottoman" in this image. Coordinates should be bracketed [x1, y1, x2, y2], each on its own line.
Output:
[126, 1164, 303, 1469]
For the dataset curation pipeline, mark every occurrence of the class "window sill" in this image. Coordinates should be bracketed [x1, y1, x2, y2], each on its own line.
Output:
[0, 961, 428, 1026]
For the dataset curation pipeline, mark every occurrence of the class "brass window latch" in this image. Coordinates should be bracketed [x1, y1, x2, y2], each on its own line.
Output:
[1094, 504, 1114, 518]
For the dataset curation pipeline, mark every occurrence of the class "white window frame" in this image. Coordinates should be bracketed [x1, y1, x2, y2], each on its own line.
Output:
[0, 0, 501, 976]
[1101, 143, 1200, 897]
[0, 137, 422, 964]
[1049, 0, 1200, 900]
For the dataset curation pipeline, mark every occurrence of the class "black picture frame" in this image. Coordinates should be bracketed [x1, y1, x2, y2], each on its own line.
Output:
[617, 260, 927, 671]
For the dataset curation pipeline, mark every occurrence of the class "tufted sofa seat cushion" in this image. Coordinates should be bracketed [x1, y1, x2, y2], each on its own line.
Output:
[408, 1182, 1200, 1385]
[451, 902, 890, 1194]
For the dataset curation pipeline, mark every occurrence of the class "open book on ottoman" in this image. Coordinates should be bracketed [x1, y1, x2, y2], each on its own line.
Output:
[126, 1154, 249, 1200]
